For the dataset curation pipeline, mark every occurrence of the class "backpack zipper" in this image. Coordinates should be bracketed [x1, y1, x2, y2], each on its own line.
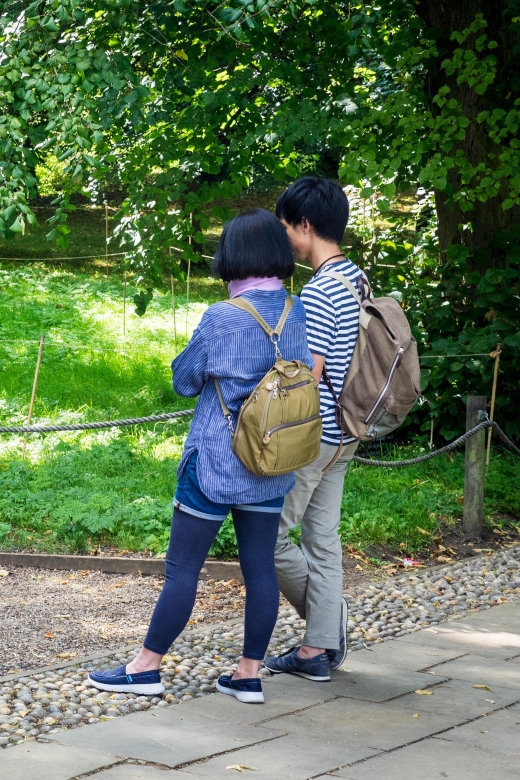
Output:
[260, 379, 279, 432]
[280, 378, 313, 397]
[262, 414, 321, 444]
[364, 347, 404, 424]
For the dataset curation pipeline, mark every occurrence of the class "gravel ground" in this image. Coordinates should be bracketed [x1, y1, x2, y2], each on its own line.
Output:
[1, 545, 519, 749]
[0, 568, 245, 676]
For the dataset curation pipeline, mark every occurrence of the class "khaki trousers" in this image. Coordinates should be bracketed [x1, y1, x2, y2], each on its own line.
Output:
[275, 440, 359, 649]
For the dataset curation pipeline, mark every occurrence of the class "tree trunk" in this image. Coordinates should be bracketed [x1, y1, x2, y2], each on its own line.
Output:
[416, 0, 520, 267]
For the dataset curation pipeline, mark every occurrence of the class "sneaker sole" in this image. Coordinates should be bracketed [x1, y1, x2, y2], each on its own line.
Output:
[266, 667, 331, 682]
[330, 596, 349, 671]
[216, 680, 264, 703]
[88, 676, 165, 695]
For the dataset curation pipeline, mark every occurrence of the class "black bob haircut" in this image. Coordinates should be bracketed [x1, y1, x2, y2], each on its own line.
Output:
[275, 176, 349, 244]
[212, 208, 295, 282]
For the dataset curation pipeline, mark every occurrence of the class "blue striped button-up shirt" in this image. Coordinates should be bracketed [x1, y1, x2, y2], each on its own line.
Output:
[172, 288, 314, 504]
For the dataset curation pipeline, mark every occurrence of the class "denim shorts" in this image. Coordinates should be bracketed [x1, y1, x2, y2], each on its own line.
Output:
[174, 451, 284, 521]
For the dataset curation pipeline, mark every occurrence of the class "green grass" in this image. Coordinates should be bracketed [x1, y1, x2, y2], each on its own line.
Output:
[0, 253, 518, 560]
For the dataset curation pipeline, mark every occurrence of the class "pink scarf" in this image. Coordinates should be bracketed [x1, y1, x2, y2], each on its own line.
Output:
[228, 277, 283, 298]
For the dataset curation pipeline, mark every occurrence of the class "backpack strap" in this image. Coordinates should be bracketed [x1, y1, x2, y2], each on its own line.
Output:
[224, 296, 294, 338]
[321, 271, 372, 330]
[214, 296, 294, 433]
[214, 376, 235, 437]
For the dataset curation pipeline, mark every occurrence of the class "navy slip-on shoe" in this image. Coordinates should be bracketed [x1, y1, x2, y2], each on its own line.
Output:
[264, 647, 330, 681]
[328, 596, 349, 671]
[88, 664, 165, 695]
[216, 675, 264, 703]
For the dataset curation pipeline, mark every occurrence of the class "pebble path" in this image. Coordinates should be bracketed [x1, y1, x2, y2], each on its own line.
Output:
[1, 545, 519, 749]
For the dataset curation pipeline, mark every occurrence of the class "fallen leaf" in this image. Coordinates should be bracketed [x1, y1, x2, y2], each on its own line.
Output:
[414, 690, 434, 695]
[226, 766, 258, 772]
[472, 685, 493, 692]
[56, 653, 76, 659]
[480, 730, 489, 733]
[354, 564, 363, 571]
[0, 569, 9, 577]
[363, 642, 374, 651]
[54, 614, 71, 619]
[44, 632, 54, 639]
[484, 699, 495, 704]
[413, 713, 421, 718]
[436, 556, 453, 563]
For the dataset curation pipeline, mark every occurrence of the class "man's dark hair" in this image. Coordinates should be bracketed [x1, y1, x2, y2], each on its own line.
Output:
[212, 208, 294, 282]
[275, 176, 349, 244]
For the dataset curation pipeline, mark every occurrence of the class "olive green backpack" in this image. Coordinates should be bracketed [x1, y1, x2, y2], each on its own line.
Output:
[214, 296, 322, 476]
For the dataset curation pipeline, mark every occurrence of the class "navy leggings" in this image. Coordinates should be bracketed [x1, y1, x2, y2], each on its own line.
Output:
[144, 506, 281, 660]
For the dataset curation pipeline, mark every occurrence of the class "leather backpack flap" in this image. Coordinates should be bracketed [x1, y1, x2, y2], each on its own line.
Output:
[363, 296, 413, 346]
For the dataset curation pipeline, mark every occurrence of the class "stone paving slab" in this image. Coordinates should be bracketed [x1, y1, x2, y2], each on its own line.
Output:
[0, 741, 121, 780]
[421, 653, 520, 689]
[396, 603, 520, 658]
[397, 622, 520, 658]
[176, 682, 338, 725]
[386, 677, 520, 720]
[438, 704, 520, 755]
[328, 737, 520, 779]
[178, 733, 379, 780]
[255, 697, 458, 752]
[43, 706, 283, 767]
[272, 659, 447, 702]
[339, 639, 465, 672]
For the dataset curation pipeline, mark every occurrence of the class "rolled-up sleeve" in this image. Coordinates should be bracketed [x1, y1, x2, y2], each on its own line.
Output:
[171, 327, 208, 397]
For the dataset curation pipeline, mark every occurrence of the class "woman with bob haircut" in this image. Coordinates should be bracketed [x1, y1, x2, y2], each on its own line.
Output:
[88, 209, 314, 704]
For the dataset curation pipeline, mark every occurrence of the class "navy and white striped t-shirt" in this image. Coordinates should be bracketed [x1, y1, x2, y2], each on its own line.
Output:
[300, 259, 362, 445]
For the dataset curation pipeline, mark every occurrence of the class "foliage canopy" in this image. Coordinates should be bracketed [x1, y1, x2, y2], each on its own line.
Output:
[1, 0, 519, 437]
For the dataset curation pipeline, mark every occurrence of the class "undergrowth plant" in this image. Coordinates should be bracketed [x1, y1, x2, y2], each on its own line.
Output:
[0, 262, 519, 559]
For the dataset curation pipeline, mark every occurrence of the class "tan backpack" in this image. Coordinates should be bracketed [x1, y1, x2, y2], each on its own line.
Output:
[214, 297, 322, 476]
[321, 270, 421, 444]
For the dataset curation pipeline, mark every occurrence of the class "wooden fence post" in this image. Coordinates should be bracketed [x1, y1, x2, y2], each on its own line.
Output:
[22, 334, 45, 462]
[463, 394, 487, 538]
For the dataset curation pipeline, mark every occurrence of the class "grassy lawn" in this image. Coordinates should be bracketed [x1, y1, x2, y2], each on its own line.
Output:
[0, 214, 519, 561]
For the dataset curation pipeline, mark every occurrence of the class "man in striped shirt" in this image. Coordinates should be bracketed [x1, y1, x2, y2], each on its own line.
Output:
[265, 177, 362, 682]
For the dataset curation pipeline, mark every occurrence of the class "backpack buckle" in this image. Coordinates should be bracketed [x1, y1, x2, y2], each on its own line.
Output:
[271, 332, 282, 360]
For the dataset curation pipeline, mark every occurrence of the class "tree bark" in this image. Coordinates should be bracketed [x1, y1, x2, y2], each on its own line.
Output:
[416, 0, 520, 267]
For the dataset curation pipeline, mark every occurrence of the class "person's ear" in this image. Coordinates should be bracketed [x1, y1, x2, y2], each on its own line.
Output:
[301, 217, 310, 233]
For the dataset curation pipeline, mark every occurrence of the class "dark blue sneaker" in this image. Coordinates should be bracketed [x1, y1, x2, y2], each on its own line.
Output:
[216, 675, 264, 703]
[88, 665, 165, 695]
[328, 596, 349, 671]
[264, 647, 331, 681]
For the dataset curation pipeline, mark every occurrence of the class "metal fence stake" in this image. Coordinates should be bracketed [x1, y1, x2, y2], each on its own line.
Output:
[463, 395, 487, 538]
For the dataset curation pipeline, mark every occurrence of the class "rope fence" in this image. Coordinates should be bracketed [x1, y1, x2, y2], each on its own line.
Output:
[0, 411, 518, 465]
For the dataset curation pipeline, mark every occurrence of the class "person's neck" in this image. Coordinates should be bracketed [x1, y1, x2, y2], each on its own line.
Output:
[306, 242, 345, 273]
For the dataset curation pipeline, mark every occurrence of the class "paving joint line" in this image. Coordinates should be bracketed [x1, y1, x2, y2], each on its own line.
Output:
[173, 731, 288, 769]
[376, 677, 454, 703]
[251, 694, 343, 726]
[61, 759, 128, 779]
[417, 653, 470, 673]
